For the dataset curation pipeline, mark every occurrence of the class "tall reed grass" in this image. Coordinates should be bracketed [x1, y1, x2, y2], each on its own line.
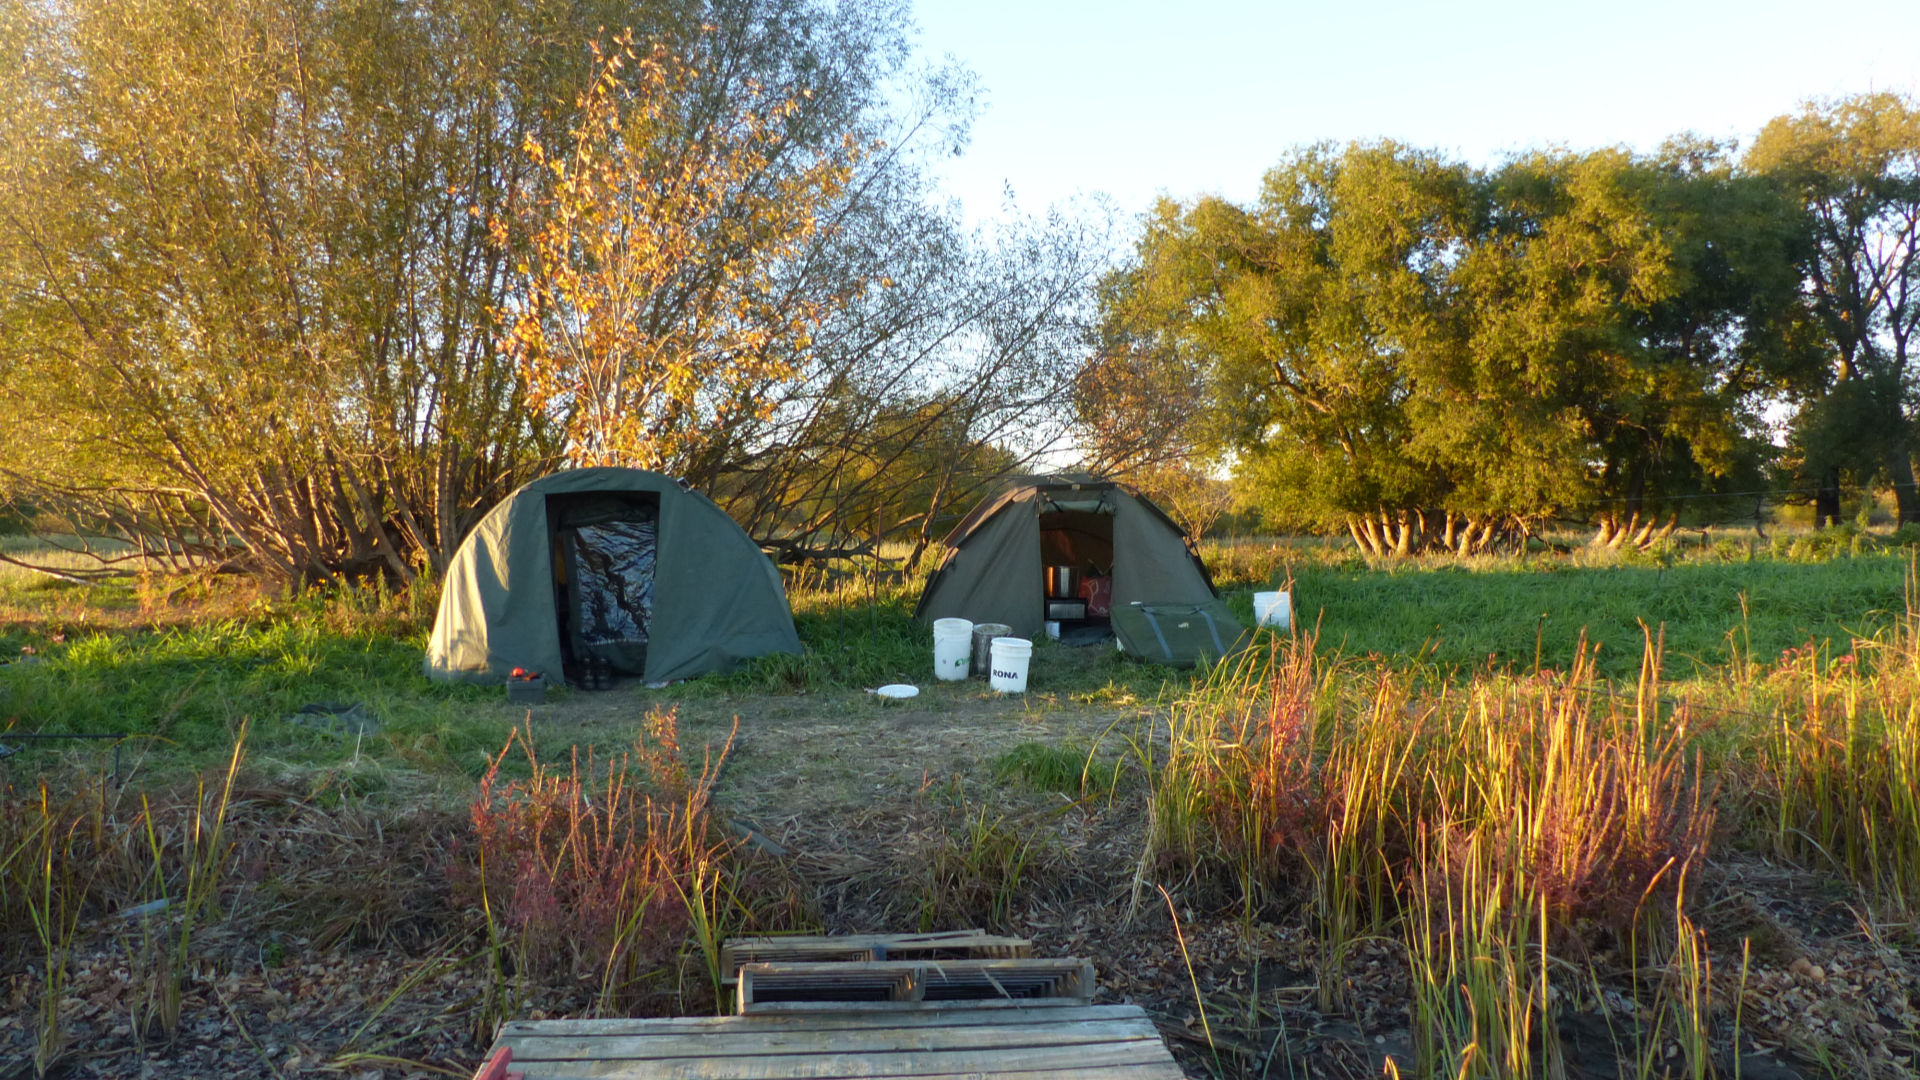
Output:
[1751, 565, 1920, 918]
[0, 724, 246, 1072]
[1152, 565, 1920, 1075]
[465, 706, 799, 1036]
[1150, 630, 1727, 1075]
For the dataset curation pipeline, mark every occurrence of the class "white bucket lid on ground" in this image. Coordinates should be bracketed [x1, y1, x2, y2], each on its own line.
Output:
[989, 636, 1032, 694]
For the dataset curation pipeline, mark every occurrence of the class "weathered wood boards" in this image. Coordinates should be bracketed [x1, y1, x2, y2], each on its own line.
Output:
[478, 931, 1184, 1079]
[491, 1003, 1185, 1079]
[737, 959, 1096, 1012]
[719, 930, 1032, 984]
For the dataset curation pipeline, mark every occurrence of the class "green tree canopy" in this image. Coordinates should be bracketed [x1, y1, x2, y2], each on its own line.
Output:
[1098, 141, 1801, 554]
[1748, 92, 1920, 525]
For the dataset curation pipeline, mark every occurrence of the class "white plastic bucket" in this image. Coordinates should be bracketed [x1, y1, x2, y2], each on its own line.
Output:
[989, 636, 1033, 693]
[1253, 590, 1292, 630]
[932, 619, 973, 681]
[1044, 620, 1061, 640]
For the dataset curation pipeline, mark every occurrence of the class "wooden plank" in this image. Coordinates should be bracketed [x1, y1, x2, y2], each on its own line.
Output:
[720, 941, 880, 980]
[505, 1039, 1177, 1078]
[734, 998, 1091, 1017]
[738, 960, 1093, 1012]
[848, 1068, 1183, 1080]
[723, 931, 994, 951]
[739, 961, 926, 1010]
[719, 932, 1031, 983]
[500, 1018, 1160, 1061]
[495, 1003, 1143, 1040]
[514, 1063, 1185, 1080]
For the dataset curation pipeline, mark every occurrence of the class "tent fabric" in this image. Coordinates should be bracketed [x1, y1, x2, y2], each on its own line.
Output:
[914, 478, 1215, 640]
[1110, 490, 1207, 609]
[915, 492, 1041, 637]
[1111, 600, 1249, 668]
[426, 467, 800, 685]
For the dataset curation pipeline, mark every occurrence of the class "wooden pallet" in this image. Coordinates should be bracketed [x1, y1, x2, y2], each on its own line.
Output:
[488, 1002, 1185, 1078]
[736, 958, 1095, 1013]
[719, 930, 1031, 984]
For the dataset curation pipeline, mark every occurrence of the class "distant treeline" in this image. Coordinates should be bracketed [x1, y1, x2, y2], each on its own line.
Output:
[1083, 96, 1920, 555]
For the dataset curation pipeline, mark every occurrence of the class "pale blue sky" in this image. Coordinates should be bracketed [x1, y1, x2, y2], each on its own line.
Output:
[911, 0, 1920, 224]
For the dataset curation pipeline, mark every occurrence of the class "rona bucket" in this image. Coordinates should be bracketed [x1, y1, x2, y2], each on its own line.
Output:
[989, 636, 1033, 693]
[1253, 590, 1292, 630]
[932, 618, 973, 682]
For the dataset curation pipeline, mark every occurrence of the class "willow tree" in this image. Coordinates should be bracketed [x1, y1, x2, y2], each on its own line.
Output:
[0, 0, 968, 582]
[1097, 141, 1788, 555]
[502, 38, 1114, 562]
[1096, 144, 1474, 555]
[0, 0, 617, 582]
[1749, 92, 1920, 526]
[502, 30, 862, 475]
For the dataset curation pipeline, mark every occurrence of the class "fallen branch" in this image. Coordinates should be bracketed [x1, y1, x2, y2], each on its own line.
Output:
[0, 551, 128, 585]
[756, 537, 899, 565]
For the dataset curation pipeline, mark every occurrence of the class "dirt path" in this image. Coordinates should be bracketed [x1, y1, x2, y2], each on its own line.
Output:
[490, 643, 1170, 826]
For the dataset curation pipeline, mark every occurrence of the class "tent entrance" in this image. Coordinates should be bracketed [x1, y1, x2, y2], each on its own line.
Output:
[1039, 508, 1114, 642]
[548, 491, 660, 680]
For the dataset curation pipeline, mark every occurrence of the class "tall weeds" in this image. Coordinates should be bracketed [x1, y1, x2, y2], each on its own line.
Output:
[1755, 572, 1920, 916]
[466, 707, 784, 1035]
[19, 785, 87, 1076]
[1153, 632, 1713, 1074]
[0, 724, 248, 1070]
[130, 720, 247, 1041]
[915, 802, 1042, 934]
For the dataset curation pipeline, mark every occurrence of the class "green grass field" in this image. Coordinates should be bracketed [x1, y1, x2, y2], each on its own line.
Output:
[0, 530, 1909, 772]
[1287, 545, 1908, 679]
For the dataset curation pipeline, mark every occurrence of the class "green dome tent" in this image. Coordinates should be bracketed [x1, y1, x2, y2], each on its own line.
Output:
[425, 467, 800, 685]
[912, 476, 1220, 642]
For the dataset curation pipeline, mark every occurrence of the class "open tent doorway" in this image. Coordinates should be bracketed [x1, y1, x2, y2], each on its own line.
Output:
[1039, 507, 1116, 644]
[913, 476, 1217, 642]
[547, 490, 660, 682]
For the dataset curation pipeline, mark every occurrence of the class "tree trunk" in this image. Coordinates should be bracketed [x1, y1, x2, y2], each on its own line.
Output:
[906, 464, 957, 572]
[1645, 513, 1678, 548]
[1889, 452, 1920, 526]
[1349, 517, 1380, 557]
[1814, 467, 1842, 528]
[1605, 511, 1642, 551]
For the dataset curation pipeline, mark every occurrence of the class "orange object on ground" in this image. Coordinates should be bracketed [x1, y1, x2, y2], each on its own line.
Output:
[472, 1046, 524, 1080]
